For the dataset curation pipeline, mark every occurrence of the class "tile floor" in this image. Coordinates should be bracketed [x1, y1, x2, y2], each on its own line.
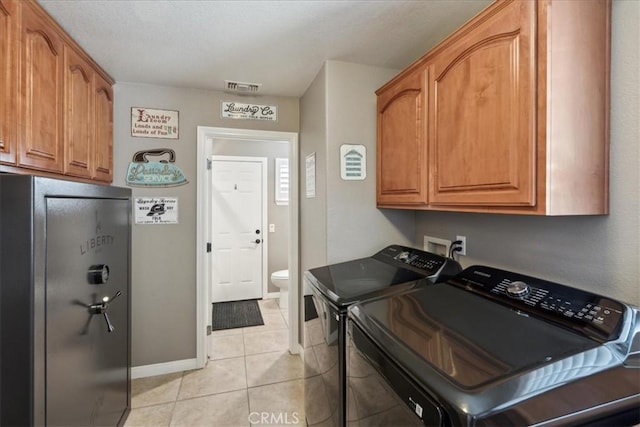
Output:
[125, 299, 304, 427]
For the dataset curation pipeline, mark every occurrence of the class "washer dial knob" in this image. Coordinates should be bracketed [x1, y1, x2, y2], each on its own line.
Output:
[396, 251, 411, 262]
[506, 281, 530, 298]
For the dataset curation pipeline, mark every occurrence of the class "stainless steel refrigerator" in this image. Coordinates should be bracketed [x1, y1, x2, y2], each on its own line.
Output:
[0, 175, 131, 426]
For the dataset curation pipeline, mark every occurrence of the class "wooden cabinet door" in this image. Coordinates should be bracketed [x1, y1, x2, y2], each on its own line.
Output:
[0, 0, 17, 165]
[19, 3, 64, 173]
[93, 74, 113, 182]
[377, 68, 428, 205]
[64, 46, 93, 178]
[428, 0, 536, 206]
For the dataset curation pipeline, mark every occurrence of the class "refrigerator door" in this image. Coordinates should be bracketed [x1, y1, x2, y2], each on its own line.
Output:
[45, 197, 130, 426]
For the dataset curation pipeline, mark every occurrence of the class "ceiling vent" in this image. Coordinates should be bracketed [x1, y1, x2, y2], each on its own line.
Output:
[224, 80, 261, 95]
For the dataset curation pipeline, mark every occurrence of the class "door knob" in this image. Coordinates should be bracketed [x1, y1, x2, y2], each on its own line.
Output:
[253, 239, 261, 244]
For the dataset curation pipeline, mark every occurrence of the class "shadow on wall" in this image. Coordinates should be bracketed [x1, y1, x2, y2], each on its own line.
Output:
[415, 211, 638, 306]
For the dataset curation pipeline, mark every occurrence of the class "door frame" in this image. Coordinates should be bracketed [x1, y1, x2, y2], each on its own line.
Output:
[196, 127, 300, 367]
[210, 155, 268, 302]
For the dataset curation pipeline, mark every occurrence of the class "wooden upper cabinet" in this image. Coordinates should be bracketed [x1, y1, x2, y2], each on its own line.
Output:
[428, 0, 535, 207]
[377, 68, 428, 205]
[0, 0, 17, 165]
[538, 0, 610, 215]
[93, 74, 113, 182]
[63, 45, 114, 182]
[19, 3, 64, 173]
[376, 0, 610, 215]
[0, 0, 114, 183]
[64, 46, 93, 178]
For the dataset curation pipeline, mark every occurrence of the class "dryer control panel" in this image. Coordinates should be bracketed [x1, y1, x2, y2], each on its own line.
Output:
[451, 265, 627, 342]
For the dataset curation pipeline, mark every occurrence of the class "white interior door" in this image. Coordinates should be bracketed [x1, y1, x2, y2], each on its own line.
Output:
[211, 157, 265, 302]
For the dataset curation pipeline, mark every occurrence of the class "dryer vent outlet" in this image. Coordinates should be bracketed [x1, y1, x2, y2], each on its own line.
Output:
[423, 235, 451, 258]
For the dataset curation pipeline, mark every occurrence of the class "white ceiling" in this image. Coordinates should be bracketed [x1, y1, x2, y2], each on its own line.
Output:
[38, 0, 491, 97]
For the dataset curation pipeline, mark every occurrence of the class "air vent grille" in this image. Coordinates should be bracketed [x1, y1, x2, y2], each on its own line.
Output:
[225, 80, 261, 94]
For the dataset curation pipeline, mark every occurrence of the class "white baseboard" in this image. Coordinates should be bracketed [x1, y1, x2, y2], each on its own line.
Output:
[131, 358, 198, 379]
[266, 291, 280, 299]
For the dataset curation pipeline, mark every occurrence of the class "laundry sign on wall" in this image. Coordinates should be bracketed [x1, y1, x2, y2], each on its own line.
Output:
[131, 107, 179, 139]
[340, 144, 366, 180]
[126, 149, 188, 187]
[134, 197, 179, 224]
[221, 101, 277, 121]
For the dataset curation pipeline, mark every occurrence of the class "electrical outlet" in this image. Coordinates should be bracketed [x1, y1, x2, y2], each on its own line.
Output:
[455, 235, 467, 256]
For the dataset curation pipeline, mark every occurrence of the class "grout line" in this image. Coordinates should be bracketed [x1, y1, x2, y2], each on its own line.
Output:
[247, 376, 305, 391]
[245, 348, 304, 389]
[169, 386, 249, 404]
[167, 401, 178, 426]
[173, 372, 185, 402]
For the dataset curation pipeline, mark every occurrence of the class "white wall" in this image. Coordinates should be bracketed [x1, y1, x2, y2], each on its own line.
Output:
[324, 61, 415, 263]
[415, 0, 640, 306]
[299, 61, 416, 272]
[299, 65, 328, 273]
[113, 83, 298, 367]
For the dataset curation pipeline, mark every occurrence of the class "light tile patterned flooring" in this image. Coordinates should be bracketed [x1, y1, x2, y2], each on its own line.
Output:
[125, 299, 304, 427]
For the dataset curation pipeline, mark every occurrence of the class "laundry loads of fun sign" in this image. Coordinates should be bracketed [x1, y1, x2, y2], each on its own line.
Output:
[131, 107, 179, 139]
[134, 197, 178, 224]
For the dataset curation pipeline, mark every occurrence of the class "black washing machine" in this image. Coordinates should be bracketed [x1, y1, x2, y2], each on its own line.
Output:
[347, 265, 640, 426]
[303, 245, 462, 426]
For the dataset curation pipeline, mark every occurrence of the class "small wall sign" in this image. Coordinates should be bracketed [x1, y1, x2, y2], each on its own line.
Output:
[340, 144, 366, 180]
[126, 148, 188, 187]
[134, 197, 178, 224]
[221, 101, 277, 121]
[131, 107, 179, 139]
[306, 152, 316, 198]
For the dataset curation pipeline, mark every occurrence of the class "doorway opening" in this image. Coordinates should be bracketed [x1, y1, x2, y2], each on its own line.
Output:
[196, 127, 300, 367]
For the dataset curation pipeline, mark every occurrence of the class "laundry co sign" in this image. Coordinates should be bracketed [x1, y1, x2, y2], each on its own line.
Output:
[221, 101, 277, 121]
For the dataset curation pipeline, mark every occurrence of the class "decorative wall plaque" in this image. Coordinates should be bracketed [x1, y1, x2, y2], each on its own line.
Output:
[131, 107, 179, 139]
[126, 149, 188, 187]
[221, 101, 277, 121]
[340, 144, 366, 180]
[135, 197, 178, 224]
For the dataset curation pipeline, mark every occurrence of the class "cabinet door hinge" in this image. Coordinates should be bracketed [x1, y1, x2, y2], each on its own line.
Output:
[206, 159, 212, 170]
[206, 242, 212, 252]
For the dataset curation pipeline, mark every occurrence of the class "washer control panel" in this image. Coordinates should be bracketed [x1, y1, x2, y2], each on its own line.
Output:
[451, 265, 627, 342]
[374, 245, 462, 282]
[393, 250, 444, 272]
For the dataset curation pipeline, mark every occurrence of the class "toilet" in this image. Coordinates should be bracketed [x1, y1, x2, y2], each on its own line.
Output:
[270, 270, 289, 309]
